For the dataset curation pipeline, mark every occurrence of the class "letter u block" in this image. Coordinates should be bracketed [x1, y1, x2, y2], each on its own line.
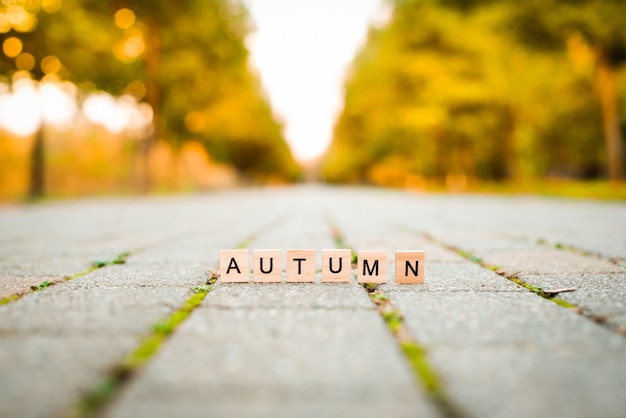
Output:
[395, 250, 424, 284]
[322, 249, 351, 282]
[253, 249, 282, 282]
[357, 251, 387, 283]
[220, 249, 249, 282]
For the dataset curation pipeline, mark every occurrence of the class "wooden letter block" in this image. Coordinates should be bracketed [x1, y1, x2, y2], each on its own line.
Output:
[286, 249, 316, 283]
[220, 249, 249, 283]
[322, 249, 351, 282]
[395, 250, 424, 284]
[357, 251, 387, 283]
[253, 249, 282, 283]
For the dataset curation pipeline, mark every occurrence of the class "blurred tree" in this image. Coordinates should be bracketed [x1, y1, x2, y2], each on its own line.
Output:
[323, 0, 614, 186]
[0, 0, 299, 196]
[442, 0, 626, 179]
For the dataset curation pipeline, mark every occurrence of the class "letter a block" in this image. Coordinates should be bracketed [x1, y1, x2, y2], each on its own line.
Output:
[322, 249, 351, 282]
[220, 249, 249, 283]
[357, 251, 387, 283]
[286, 249, 315, 283]
[395, 251, 424, 284]
[253, 249, 282, 283]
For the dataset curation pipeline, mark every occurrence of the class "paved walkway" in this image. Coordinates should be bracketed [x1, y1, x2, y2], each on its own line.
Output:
[1, 186, 625, 418]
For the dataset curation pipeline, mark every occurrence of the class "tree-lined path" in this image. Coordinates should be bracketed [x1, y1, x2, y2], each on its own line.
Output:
[1, 186, 625, 418]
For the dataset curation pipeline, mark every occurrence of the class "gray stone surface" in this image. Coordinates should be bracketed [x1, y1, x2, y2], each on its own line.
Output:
[480, 248, 623, 275]
[0, 286, 192, 334]
[0, 334, 138, 418]
[107, 190, 436, 417]
[68, 262, 211, 289]
[106, 307, 436, 418]
[209, 283, 374, 309]
[391, 291, 626, 418]
[0, 186, 624, 418]
[520, 272, 626, 329]
[380, 261, 524, 291]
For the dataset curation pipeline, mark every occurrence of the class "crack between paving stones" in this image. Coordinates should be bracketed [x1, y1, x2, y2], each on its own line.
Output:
[0, 227, 230, 307]
[63, 217, 283, 418]
[534, 237, 626, 270]
[328, 223, 468, 418]
[0, 252, 131, 307]
[363, 285, 467, 418]
[63, 272, 219, 418]
[422, 233, 626, 337]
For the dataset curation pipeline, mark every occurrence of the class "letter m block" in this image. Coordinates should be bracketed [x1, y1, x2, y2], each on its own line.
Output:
[395, 251, 424, 284]
[357, 251, 387, 283]
[220, 249, 249, 282]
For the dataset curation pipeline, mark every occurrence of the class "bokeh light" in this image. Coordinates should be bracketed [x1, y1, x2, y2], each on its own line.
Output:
[0, 77, 41, 136]
[15, 52, 35, 71]
[41, 55, 62, 74]
[2, 36, 22, 58]
[112, 28, 145, 63]
[114, 8, 136, 29]
[82, 92, 152, 136]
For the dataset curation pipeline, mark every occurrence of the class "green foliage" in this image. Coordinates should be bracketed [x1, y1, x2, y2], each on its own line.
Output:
[322, 0, 624, 185]
[0, 0, 299, 183]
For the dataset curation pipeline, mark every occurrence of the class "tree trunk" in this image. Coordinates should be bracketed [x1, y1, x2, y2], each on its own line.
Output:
[28, 129, 45, 200]
[595, 57, 625, 181]
[136, 132, 153, 193]
[139, 18, 163, 193]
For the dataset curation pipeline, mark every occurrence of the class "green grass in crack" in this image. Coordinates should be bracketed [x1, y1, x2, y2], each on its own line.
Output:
[401, 342, 443, 397]
[70, 288, 211, 418]
[381, 309, 403, 333]
[30, 280, 54, 291]
[90, 252, 130, 269]
[0, 295, 19, 306]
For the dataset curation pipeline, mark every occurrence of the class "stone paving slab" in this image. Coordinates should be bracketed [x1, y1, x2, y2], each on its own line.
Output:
[68, 262, 210, 289]
[480, 248, 623, 275]
[0, 276, 195, 418]
[0, 286, 192, 334]
[376, 261, 523, 291]
[209, 283, 374, 309]
[390, 291, 626, 418]
[0, 191, 283, 418]
[520, 273, 626, 329]
[106, 307, 437, 418]
[0, 334, 138, 418]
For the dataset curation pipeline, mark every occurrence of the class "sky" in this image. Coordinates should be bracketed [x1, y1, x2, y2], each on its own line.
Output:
[243, 0, 388, 162]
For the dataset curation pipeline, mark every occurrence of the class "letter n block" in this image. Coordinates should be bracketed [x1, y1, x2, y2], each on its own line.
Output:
[253, 249, 282, 283]
[395, 251, 424, 284]
[357, 251, 387, 283]
[322, 249, 351, 282]
[220, 249, 249, 283]
[286, 249, 315, 283]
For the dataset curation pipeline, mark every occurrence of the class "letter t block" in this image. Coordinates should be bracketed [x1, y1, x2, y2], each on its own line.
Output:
[220, 249, 249, 283]
[357, 251, 387, 283]
[286, 249, 316, 283]
[395, 250, 424, 284]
